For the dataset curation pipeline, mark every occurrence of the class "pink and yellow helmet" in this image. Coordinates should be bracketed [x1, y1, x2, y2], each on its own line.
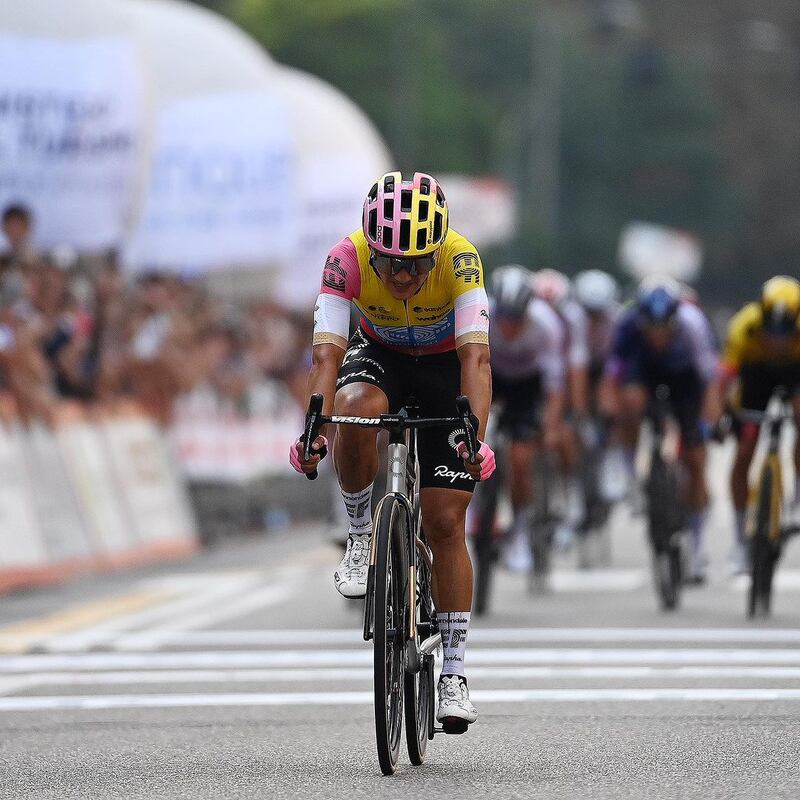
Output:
[362, 171, 449, 257]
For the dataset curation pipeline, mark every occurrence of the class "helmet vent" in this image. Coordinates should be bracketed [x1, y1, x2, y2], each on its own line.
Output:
[368, 183, 378, 202]
[384, 175, 394, 193]
[368, 209, 378, 240]
[436, 187, 446, 207]
[399, 219, 411, 251]
[401, 190, 413, 213]
[382, 226, 393, 250]
[383, 199, 394, 220]
[416, 229, 427, 251]
[433, 212, 443, 242]
[418, 200, 429, 222]
[419, 177, 431, 195]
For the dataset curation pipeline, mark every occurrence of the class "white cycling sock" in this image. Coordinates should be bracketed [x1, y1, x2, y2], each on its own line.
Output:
[512, 504, 533, 540]
[438, 611, 471, 677]
[341, 483, 373, 536]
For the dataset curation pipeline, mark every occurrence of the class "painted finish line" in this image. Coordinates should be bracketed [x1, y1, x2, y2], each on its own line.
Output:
[6, 648, 800, 672]
[102, 628, 800, 647]
[4, 688, 800, 711]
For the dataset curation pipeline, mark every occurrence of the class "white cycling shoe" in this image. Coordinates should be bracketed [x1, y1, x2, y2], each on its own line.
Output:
[333, 533, 370, 598]
[437, 674, 478, 734]
[503, 530, 533, 573]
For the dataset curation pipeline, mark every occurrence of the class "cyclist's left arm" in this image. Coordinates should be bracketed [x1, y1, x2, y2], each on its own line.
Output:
[682, 304, 723, 427]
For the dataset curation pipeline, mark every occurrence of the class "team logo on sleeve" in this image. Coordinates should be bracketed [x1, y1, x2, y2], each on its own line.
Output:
[322, 256, 346, 292]
[453, 252, 481, 283]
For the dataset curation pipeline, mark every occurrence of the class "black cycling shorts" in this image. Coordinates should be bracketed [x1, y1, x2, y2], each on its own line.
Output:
[491, 371, 544, 441]
[336, 328, 476, 492]
[625, 365, 705, 445]
[733, 361, 800, 438]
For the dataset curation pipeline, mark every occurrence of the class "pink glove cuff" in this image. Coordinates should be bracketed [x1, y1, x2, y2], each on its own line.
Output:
[289, 436, 328, 473]
[457, 440, 496, 481]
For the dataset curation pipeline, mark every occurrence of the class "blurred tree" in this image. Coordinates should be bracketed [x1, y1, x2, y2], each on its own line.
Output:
[190, 0, 736, 294]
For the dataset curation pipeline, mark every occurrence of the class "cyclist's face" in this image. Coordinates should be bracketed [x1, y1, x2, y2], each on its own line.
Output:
[763, 332, 794, 354]
[643, 322, 673, 350]
[377, 263, 430, 300]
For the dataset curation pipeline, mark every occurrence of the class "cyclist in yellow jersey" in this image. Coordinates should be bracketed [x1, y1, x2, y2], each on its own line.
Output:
[721, 276, 800, 573]
[290, 172, 493, 729]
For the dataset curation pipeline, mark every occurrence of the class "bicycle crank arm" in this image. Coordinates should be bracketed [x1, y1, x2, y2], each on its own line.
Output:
[419, 632, 442, 656]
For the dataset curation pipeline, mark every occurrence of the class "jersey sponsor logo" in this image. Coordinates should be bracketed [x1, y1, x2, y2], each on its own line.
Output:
[453, 252, 481, 284]
[434, 465, 474, 484]
[413, 302, 449, 313]
[370, 318, 454, 347]
[322, 256, 346, 292]
[480, 309, 489, 321]
[416, 313, 446, 322]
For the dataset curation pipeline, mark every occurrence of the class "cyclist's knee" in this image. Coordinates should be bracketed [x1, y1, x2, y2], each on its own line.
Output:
[334, 383, 388, 418]
[423, 501, 467, 549]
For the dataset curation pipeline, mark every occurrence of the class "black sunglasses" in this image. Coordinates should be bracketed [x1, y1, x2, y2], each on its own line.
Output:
[370, 251, 437, 277]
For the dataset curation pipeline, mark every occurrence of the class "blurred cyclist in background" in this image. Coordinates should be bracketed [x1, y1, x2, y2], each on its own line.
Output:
[573, 269, 625, 504]
[532, 268, 590, 548]
[488, 265, 565, 571]
[601, 276, 720, 582]
[720, 276, 800, 574]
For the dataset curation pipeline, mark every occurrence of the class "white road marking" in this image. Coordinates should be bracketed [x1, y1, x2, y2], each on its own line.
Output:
[42, 574, 266, 652]
[3, 665, 800, 695]
[730, 571, 800, 591]
[4, 688, 800, 711]
[548, 570, 646, 592]
[5, 648, 800, 672]
[107, 627, 800, 647]
[112, 582, 296, 651]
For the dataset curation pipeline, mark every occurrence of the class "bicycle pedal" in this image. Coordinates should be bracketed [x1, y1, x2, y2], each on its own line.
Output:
[441, 718, 469, 735]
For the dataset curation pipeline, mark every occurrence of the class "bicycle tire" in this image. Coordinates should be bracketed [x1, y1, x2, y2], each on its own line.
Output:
[749, 463, 777, 618]
[529, 453, 552, 594]
[405, 527, 432, 765]
[473, 474, 501, 616]
[646, 455, 681, 610]
[373, 497, 406, 775]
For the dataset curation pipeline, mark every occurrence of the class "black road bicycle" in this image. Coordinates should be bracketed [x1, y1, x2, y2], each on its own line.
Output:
[644, 385, 688, 611]
[300, 394, 479, 775]
[738, 387, 800, 617]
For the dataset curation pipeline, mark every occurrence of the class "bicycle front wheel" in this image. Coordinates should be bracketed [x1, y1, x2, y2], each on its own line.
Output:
[373, 496, 407, 776]
[748, 460, 779, 618]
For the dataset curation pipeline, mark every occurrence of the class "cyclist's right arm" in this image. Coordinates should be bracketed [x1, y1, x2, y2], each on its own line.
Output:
[291, 240, 358, 473]
[309, 238, 361, 413]
[533, 299, 566, 449]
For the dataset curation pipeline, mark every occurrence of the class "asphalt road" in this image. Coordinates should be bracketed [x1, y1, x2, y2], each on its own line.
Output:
[2, 448, 800, 799]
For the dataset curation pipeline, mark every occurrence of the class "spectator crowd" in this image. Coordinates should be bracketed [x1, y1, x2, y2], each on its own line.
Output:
[0, 203, 310, 426]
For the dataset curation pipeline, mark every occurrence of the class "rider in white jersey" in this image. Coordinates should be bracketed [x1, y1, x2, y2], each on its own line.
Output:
[488, 265, 565, 571]
[532, 269, 590, 548]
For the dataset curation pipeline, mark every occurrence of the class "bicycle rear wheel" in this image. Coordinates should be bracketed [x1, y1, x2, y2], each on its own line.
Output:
[373, 497, 407, 775]
[404, 528, 433, 765]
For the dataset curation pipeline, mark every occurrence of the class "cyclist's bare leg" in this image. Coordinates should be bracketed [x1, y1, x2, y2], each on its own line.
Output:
[420, 488, 473, 612]
[508, 439, 537, 510]
[683, 443, 708, 511]
[731, 427, 758, 544]
[333, 382, 388, 492]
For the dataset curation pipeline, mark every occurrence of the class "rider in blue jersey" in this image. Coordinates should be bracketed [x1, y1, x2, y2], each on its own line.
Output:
[600, 277, 721, 582]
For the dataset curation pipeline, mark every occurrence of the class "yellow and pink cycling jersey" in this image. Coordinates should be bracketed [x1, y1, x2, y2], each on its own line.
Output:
[312, 227, 489, 355]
